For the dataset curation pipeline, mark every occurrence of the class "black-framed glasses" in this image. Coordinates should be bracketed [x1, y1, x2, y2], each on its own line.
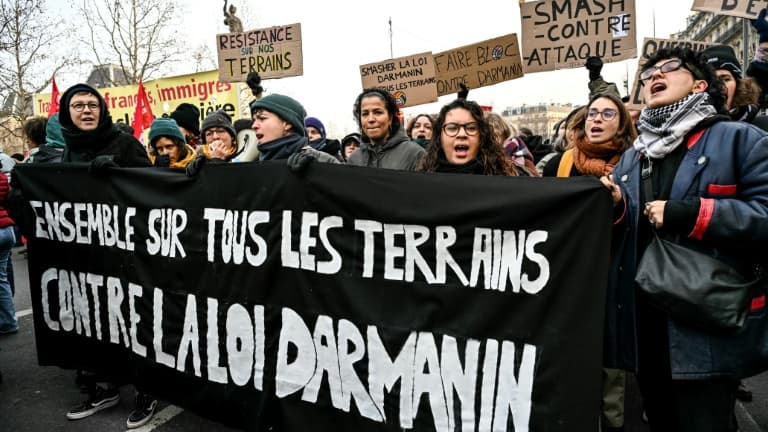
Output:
[442, 122, 479, 137]
[70, 102, 100, 112]
[587, 108, 618, 121]
[639, 59, 687, 82]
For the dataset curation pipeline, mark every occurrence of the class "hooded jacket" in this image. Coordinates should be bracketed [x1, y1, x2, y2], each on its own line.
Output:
[347, 130, 424, 170]
[58, 83, 150, 167]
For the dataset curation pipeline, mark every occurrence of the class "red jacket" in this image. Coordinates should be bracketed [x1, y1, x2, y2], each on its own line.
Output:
[0, 173, 15, 228]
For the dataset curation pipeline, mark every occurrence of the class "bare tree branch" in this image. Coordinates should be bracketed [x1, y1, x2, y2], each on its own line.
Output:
[0, 0, 79, 149]
[76, 0, 181, 85]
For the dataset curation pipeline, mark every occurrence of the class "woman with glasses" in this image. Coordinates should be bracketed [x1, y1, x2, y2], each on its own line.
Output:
[541, 93, 635, 432]
[348, 87, 425, 170]
[194, 110, 240, 162]
[418, 98, 530, 176]
[543, 93, 635, 178]
[59, 83, 151, 168]
[602, 47, 768, 432]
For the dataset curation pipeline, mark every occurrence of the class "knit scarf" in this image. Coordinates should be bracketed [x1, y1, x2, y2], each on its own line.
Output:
[572, 135, 623, 176]
[258, 134, 306, 161]
[634, 92, 717, 159]
[434, 154, 484, 174]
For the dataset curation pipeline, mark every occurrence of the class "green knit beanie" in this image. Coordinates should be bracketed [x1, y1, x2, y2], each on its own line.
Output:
[148, 117, 186, 147]
[249, 94, 307, 137]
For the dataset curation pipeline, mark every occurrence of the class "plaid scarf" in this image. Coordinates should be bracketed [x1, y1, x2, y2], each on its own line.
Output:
[634, 93, 717, 159]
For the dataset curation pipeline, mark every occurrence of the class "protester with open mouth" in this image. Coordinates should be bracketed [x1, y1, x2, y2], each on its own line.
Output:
[406, 113, 434, 148]
[542, 91, 635, 432]
[601, 46, 768, 432]
[543, 93, 635, 179]
[417, 98, 530, 176]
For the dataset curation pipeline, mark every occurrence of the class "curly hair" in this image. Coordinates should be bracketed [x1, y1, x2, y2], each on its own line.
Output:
[352, 87, 402, 140]
[585, 93, 637, 152]
[732, 76, 761, 110]
[406, 113, 435, 139]
[641, 47, 726, 112]
[417, 99, 521, 176]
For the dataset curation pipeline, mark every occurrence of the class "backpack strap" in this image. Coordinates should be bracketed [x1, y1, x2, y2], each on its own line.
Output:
[557, 149, 574, 178]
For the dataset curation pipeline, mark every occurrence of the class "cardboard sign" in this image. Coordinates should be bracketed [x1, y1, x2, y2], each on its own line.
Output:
[35, 70, 241, 125]
[433, 34, 525, 96]
[520, 0, 637, 73]
[692, 0, 766, 19]
[627, 38, 716, 109]
[359, 52, 438, 107]
[217, 23, 303, 83]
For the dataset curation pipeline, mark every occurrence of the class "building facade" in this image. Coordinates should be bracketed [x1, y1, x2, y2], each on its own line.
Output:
[501, 103, 574, 138]
[673, 12, 754, 62]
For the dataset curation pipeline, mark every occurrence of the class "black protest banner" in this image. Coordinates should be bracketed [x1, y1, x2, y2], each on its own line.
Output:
[692, 0, 767, 19]
[15, 162, 611, 431]
[217, 23, 303, 83]
[520, 0, 637, 73]
[627, 38, 716, 109]
[434, 34, 525, 96]
[360, 52, 439, 107]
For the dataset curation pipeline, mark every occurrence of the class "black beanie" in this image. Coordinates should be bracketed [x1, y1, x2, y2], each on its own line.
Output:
[200, 110, 236, 144]
[702, 45, 742, 79]
[170, 103, 201, 137]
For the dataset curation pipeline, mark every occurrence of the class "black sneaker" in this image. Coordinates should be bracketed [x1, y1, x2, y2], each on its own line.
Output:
[66, 386, 120, 420]
[126, 392, 157, 429]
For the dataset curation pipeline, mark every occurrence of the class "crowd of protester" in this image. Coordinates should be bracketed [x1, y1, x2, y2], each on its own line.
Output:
[6, 12, 768, 432]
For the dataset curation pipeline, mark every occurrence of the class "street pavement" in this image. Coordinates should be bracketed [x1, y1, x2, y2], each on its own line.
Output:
[1, 246, 766, 431]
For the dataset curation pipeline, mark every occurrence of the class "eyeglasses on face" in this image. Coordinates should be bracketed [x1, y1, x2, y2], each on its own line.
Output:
[442, 122, 479, 137]
[639, 59, 688, 82]
[70, 102, 100, 112]
[204, 128, 229, 138]
[587, 108, 618, 121]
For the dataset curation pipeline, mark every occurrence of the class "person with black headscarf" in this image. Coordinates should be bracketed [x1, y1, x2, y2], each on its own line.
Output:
[58, 83, 150, 169]
[55, 83, 149, 423]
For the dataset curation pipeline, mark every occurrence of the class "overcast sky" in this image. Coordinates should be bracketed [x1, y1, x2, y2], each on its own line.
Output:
[57, 0, 703, 136]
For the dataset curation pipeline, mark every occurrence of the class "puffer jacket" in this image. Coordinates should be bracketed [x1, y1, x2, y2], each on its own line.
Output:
[347, 130, 424, 171]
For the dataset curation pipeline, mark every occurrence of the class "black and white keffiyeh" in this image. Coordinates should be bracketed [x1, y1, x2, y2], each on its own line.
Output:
[634, 92, 717, 159]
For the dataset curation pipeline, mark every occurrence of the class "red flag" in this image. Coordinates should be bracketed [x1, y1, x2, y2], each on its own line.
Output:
[47, 77, 60, 118]
[130, 81, 154, 142]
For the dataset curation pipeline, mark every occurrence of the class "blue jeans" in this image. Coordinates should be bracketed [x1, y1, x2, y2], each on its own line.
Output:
[0, 225, 17, 333]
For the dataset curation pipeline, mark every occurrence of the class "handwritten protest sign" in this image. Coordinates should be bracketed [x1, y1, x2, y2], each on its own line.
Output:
[433, 34, 525, 96]
[520, 0, 637, 73]
[692, 0, 767, 19]
[35, 70, 240, 125]
[217, 23, 303, 83]
[360, 52, 438, 107]
[627, 38, 716, 109]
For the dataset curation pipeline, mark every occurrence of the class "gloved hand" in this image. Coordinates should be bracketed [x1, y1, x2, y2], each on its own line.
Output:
[457, 83, 469, 100]
[154, 154, 171, 167]
[585, 56, 603, 81]
[88, 155, 119, 176]
[287, 151, 315, 174]
[185, 156, 206, 177]
[246, 72, 264, 97]
[752, 8, 768, 43]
